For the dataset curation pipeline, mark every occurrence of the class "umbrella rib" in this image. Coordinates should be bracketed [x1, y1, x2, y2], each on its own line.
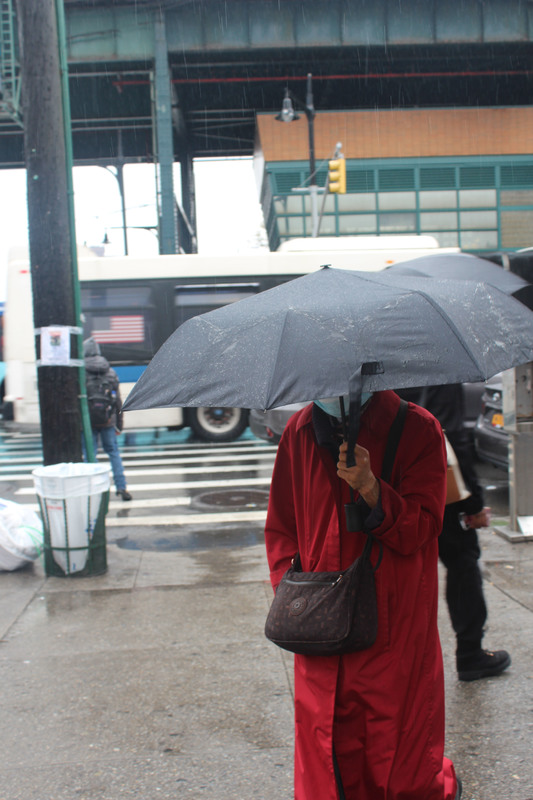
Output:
[264, 309, 293, 408]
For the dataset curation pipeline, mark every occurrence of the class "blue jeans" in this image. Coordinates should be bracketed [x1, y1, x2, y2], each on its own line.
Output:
[92, 426, 126, 492]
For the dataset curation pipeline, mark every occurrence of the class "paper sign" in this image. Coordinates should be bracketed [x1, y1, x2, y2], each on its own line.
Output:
[40, 326, 71, 366]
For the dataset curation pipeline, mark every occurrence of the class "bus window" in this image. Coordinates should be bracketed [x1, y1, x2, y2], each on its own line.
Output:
[174, 283, 259, 328]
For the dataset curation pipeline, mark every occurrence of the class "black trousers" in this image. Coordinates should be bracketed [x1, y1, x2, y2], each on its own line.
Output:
[438, 505, 487, 656]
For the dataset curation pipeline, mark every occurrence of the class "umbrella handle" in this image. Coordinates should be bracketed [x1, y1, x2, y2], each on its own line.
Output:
[346, 361, 383, 469]
[339, 395, 348, 442]
[346, 396, 361, 469]
[340, 392, 359, 467]
[340, 395, 363, 529]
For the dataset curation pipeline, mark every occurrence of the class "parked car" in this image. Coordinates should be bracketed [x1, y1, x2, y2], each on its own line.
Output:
[250, 382, 486, 446]
[463, 382, 487, 437]
[474, 376, 509, 469]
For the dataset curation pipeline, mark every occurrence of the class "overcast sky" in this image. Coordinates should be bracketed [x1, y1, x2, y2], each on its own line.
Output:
[0, 157, 268, 301]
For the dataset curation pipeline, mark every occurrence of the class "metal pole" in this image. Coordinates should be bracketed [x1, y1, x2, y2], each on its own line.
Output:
[113, 163, 129, 256]
[17, 0, 85, 465]
[304, 73, 319, 238]
[116, 130, 128, 256]
[154, 11, 178, 254]
[54, 0, 95, 462]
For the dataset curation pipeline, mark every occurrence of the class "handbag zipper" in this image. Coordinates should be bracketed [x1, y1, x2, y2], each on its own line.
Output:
[285, 575, 343, 586]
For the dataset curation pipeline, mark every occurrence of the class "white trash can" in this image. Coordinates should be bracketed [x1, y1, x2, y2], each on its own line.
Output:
[32, 463, 111, 576]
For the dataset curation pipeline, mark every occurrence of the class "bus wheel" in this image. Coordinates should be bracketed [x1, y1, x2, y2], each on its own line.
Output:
[188, 407, 249, 442]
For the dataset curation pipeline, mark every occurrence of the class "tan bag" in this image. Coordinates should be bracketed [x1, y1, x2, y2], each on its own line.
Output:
[445, 436, 470, 505]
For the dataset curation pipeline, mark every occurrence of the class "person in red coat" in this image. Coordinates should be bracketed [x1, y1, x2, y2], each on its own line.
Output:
[264, 390, 461, 800]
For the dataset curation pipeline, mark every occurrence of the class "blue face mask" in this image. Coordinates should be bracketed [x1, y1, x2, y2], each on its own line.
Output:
[361, 392, 373, 407]
[314, 393, 373, 419]
[314, 397, 346, 419]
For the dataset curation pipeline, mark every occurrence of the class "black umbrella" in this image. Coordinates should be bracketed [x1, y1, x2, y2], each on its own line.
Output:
[386, 252, 533, 309]
[124, 266, 533, 468]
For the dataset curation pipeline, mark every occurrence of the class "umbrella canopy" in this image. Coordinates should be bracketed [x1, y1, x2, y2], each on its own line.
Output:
[124, 266, 533, 467]
[125, 266, 533, 412]
[386, 252, 533, 308]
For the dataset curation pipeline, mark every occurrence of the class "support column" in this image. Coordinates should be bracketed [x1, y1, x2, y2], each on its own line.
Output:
[17, 0, 83, 464]
[179, 149, 198, 253]
[496, 363, 533, 542]
[153, 12, 177, 255]
[508, 431, 533, 535]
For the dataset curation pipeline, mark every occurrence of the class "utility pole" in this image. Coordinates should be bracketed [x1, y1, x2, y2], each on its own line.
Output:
[17, 0, 83, 464]
[275, 74, 321, 237]
[303, 74, 318, 238]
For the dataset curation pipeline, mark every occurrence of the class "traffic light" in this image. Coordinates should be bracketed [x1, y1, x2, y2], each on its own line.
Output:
[328, 157, 346, 194]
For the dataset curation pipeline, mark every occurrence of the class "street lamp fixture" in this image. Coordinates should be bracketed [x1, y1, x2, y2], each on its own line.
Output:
[275, 73, 320, 237]
[275, 89, 300, 123]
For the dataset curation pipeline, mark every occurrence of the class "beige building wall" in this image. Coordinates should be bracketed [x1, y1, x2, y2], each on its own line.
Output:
[256, 107, 533, 161]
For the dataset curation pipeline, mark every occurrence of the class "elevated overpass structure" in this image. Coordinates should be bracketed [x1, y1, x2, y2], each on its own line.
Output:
[1, 0, 533, 252]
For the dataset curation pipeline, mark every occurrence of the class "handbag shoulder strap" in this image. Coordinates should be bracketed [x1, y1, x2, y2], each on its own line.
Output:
[380, 398, 408, 483]
[363, 398, 408, 569]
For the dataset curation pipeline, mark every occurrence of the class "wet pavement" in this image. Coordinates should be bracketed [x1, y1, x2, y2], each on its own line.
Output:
[1, 523, 532, 799]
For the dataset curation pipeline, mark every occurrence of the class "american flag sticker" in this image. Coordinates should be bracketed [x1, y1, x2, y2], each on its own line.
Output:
[92, 315, 145, 344]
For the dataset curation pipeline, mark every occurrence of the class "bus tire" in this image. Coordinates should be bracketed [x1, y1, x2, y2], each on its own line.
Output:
[187, 407, 249, 442]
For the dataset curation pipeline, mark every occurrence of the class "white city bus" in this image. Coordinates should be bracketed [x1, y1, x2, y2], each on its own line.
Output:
[3, 236, 452, 441]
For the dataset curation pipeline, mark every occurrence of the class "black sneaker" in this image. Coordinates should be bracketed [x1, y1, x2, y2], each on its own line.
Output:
[457, 649, 511, 682]
[455, 777, 462, 800]
[116, 489, 132, 501]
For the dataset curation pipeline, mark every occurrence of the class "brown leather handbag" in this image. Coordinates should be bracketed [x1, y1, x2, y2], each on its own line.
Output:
[264, 399, 407, 656]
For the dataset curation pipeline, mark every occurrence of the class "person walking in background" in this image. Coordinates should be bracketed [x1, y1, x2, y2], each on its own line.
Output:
[83, 338, 132, 501]
[399, 384, 511, 682]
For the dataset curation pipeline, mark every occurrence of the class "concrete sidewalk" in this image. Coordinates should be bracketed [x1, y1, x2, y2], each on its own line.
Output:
[0, 525, 532, 800]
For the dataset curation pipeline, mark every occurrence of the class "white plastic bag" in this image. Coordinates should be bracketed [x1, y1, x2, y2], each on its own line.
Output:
[0, 498, 44, 571]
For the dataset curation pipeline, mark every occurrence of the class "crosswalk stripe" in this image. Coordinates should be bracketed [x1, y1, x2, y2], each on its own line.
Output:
[0, 434, 42, 442]
[111, 453, 276, 468]
[22, 496, 194, 513]
[2, 460, 275, 483]
[0, 453, 43, 466]
[120, 444, 277, 458]
[120, 433, 270, 445]
[0, 452, 276, 473]
[113, 464, 273, 478]
[0, 444, 41, 449]
[103, 510, 267, 527]
[112, 496, 192, 509]
[16, 476, 272, 495]
[0, 445, 275, 465]
[9, 467, 273, 484]
[0, 459, 43, 468]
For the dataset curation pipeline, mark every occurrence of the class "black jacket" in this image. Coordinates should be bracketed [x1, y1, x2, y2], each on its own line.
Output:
[83, 338, 123, 431]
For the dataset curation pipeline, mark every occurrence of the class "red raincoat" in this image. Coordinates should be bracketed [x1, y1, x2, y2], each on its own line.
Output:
[265, 391, 458, 800]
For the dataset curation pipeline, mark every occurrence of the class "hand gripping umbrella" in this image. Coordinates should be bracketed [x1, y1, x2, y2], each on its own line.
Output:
[124, 266, 533, 470]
